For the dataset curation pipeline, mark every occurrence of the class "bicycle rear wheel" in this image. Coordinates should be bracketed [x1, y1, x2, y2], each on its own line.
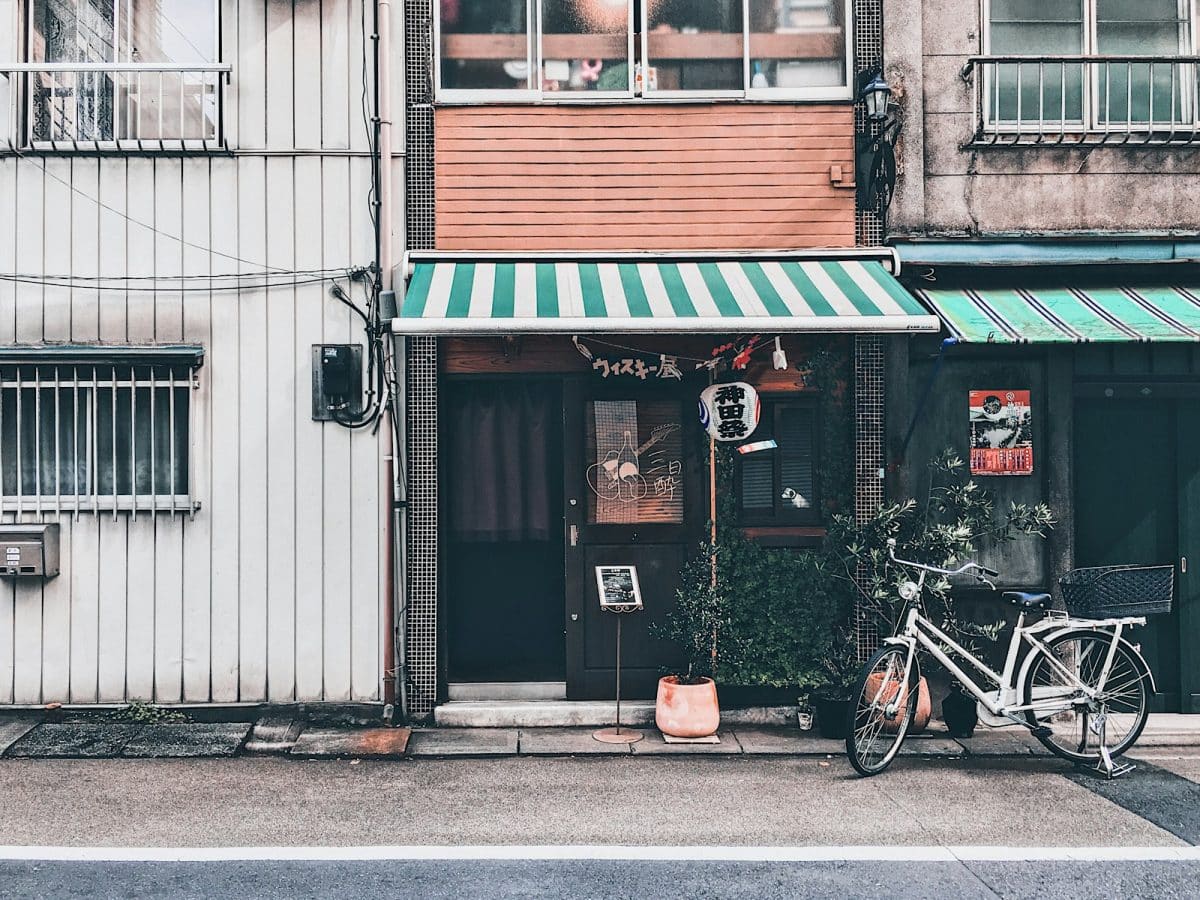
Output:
[1022, 629, 1151, 765]
[846, 645, 918, 777]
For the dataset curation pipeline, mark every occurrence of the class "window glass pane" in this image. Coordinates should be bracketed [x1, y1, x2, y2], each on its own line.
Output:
[30, 0, 116, 141]
[989, 1, 1084, 123]
[0, 363, 189, 508]
[748, 0, 846, 90]
[1096, 0, 1189, 124]
[646, 0, 743, 92]
[586, 400, 683, 524]
[121, 0, 216, 63]
[778, 406, 815, 511]
[541, 1, 630, 92]
[440, 0, 532, 90]
[739, 412, 774, 510]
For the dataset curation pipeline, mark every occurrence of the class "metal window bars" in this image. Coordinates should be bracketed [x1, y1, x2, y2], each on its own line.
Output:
[961, 55, 1200, 147]
[0, 63, 231, 152]
[0, 362, 198, 518]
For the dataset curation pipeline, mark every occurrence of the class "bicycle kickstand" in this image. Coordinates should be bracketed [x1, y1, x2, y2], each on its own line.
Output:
[1077, 717, 1135, 780]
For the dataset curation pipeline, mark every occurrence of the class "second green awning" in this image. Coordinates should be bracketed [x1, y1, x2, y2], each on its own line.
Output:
[394, 253, 939, 335]
[917, 285, 1200, 343]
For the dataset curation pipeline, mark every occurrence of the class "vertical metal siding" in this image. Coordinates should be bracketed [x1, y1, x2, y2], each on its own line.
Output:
[0, 0, 394, 705]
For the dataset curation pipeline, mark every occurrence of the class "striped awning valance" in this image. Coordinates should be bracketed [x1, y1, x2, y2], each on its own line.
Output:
[394, 252, 939, 335]
[918, 285, 1200, 343]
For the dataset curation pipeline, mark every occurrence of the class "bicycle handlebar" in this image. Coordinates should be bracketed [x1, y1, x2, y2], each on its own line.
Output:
[886, 538, 999, 584]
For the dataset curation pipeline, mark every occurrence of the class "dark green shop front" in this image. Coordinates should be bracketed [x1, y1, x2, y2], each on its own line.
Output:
[916, 272, 1200, 713]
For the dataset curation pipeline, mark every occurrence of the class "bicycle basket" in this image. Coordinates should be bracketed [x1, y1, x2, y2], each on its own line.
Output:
[1059, 565, 1174, 618]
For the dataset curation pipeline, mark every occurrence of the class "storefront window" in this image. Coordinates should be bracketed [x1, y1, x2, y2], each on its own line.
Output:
[586, 399, 684, 525]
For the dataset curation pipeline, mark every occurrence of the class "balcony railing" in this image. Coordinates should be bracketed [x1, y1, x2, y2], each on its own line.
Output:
[961, 55, 1200, 147]
[1, 63, 232, 152]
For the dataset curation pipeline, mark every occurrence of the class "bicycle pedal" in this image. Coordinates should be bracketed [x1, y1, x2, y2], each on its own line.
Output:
[1029, 726, 1054, 739]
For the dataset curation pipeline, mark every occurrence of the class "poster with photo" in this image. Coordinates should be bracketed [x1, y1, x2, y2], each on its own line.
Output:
[969, 390, 1033, 475]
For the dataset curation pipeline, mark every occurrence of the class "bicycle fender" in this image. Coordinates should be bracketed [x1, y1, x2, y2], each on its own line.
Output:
[1016, 626, 1157, 705]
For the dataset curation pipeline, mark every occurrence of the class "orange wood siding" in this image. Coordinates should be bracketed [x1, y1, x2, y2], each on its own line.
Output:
[434, 104, 856, 251]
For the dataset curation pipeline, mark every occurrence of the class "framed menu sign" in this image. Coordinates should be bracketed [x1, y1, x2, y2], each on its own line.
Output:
[595, 565, 643, 610]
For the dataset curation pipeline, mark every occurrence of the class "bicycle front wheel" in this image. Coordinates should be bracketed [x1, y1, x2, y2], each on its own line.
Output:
[1022, 629, 1151, 765]
[846, 644, 918, 777]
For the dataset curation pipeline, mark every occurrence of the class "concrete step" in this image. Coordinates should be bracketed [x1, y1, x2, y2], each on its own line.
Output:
[447, 682, 567, 702]
[433, 701, 800, 728]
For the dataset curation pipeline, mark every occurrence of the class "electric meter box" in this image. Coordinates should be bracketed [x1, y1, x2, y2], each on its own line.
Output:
[0, 524, 61, 578]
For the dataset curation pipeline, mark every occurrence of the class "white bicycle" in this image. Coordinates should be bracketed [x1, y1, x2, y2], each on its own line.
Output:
[846, 539, 1172, 778]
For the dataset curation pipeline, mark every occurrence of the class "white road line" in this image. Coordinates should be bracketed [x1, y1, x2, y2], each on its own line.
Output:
[0, 846, 1197, 863]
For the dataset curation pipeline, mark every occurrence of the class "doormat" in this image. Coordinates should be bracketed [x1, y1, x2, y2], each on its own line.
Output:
[662, 733, 720, 744]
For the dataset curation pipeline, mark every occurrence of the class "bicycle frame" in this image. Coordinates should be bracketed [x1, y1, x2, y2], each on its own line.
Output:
[885, 605, 1146, 722]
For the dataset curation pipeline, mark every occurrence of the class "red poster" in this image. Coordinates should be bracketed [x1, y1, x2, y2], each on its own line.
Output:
[969, 390, 1033, 476]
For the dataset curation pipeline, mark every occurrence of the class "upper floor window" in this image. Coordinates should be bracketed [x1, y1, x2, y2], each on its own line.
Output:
[973, 0, 1200, 144]
[436, 0, 852, 101]
[9, 0, 225, 150]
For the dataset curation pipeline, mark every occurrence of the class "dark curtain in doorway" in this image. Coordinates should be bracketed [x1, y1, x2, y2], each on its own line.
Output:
[445, 381, 558, 542]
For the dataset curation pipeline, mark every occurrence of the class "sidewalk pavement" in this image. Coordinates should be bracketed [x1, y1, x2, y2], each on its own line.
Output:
[1, 711, 1198, 761]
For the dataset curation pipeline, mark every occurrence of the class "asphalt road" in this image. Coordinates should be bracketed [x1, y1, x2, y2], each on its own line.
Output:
[0, 753, 1198, 898]
[3, 858, 1200, 899]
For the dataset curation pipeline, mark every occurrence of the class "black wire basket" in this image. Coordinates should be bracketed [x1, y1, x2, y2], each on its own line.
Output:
[1059, 565, 1174, 618]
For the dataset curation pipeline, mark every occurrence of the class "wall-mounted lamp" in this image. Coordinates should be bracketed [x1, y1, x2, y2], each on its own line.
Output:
[854, 66, 901, 215]
[860, 71, 892, 122]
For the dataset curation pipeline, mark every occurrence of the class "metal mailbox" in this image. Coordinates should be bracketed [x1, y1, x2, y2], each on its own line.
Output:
[0, 524, 61, 578]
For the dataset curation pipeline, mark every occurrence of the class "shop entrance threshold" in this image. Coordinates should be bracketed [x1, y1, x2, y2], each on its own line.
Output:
[447, 682, 567, 703]
[435, 700, 656, 728]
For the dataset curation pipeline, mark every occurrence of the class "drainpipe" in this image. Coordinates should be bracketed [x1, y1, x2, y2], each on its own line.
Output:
[375, 0, 399, 713]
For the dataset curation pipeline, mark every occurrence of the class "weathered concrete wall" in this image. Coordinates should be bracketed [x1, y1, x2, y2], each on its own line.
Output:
[891, 342, 1073, 590]
[885, 0, 1200, 237]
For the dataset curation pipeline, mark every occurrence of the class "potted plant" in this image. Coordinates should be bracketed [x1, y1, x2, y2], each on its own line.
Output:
[809, 627, 860, 740]
[829, 449, 1054, 731]
[654, 543, 724, 738]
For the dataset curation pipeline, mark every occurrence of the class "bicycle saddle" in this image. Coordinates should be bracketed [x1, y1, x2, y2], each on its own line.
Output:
[1002, 591, 1052, 611]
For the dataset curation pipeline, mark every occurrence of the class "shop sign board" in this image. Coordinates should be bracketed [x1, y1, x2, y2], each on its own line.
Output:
[595, 565, 643, 610]
[969, 390, 1033, 475]
[699, 382, 760, 442]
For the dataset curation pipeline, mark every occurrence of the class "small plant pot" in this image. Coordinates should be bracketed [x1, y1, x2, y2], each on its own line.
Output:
[812, 695, 851, 740]
[942, 687, 978, 738]
[655, 675, 720, 738]
[861, 674, 933, 735]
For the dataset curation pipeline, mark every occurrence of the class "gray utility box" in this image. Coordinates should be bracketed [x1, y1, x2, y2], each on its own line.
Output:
[0, 524, 61, 578]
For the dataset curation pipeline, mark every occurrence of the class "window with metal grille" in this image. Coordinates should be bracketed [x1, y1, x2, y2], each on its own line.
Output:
[737, 397, 821, 526]
[0, 357, 198, 515]
[3, 0, 228, 151]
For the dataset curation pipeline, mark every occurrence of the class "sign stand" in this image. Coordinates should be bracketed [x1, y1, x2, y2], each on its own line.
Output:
[593, 606, 643, 745]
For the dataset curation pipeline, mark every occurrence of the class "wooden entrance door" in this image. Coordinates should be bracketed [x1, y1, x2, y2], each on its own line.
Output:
[1074, 399, 1200, 712]
[563, 380, 705, 699]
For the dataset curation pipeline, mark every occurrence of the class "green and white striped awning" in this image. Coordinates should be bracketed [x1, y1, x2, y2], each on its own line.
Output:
[918, 284, 1200, 343]
[394, 252, 939, 335]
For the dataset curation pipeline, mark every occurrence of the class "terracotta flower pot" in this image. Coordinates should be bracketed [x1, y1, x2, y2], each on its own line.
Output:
[863, 673, 932, 734]
[655, 675, 720, 738]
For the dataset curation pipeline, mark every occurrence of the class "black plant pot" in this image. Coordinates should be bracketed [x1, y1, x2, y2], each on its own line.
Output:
[812, 695, 851, 740]
[942, 687, 978, 738]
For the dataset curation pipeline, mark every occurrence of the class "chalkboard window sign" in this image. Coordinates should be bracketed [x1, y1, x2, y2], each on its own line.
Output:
[595, 565, 643, 610]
